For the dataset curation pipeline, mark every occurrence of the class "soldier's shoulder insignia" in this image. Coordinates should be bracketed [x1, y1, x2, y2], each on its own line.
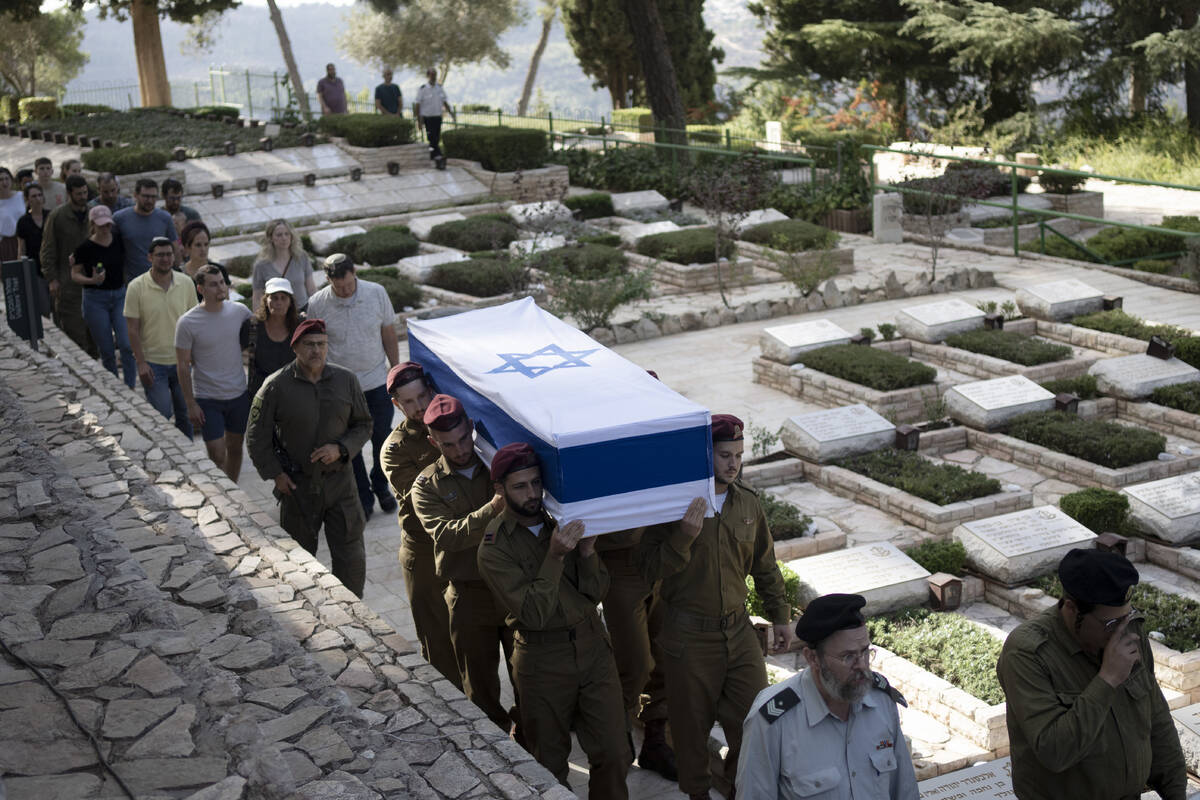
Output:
[416, 474, 430, 486]
[736, 479, 759, 496]
[483, 516, 503, 544]
[758, 686, 800, 723]
[872, 671, 907, 707]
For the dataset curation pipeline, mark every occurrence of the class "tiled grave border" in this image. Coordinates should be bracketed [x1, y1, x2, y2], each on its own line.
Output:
[753, 355, 945, 424]
[741, 460, 847, 561]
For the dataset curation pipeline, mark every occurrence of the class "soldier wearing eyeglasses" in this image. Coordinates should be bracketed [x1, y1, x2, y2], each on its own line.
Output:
[735, 593, 918, 800]
[997, 548, 1186, 800]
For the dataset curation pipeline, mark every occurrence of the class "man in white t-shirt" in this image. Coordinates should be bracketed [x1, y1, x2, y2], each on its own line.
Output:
[415, 68, 456, 161]
[306, 253, 400, 519]
[175, 264, 253, 481]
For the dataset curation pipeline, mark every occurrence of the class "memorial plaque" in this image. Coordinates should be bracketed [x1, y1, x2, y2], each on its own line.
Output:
[760, 319, 853, 364]
[896, 298, 985, 343]
[954, 506, 1095, 584]
[1173, 702, 1200, 776]
[508, 200, 572, 227]
[734, 208, 789, 234]
[397, 250, 469, 283]
[944, 375, 1056, 430]
[1015, 278, 1103, 321]
[788, 543, 930, 615]
[918, 757, 1013, 799]
[780, 404, 895, 463]
[874, 193, 903, 245]
[408, 213, 466, 240]
[611, 189, 669, 216]
[509, 234, 567, 257]
[1122, 472, 1200, 544]
[619, 220, 681, 247]
[1089, 354, 1200, 400]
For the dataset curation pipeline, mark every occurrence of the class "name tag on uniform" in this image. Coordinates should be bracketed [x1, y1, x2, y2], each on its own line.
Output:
[876, 739, 893, 750]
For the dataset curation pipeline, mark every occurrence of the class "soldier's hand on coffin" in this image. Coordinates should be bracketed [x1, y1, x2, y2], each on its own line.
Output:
[311, 444, 342, 465]
[490, 490, 506, 514]
[680, 497, 707, 539]
[549, 520, 584, 559]
[578, 532, 596, 558]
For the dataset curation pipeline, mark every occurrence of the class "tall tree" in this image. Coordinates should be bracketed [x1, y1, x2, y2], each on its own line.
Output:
[518, 0, 558, 116]
[265, 0, 311, 119]
[615, 0, 686, 143]
[0, 8, 89, 97]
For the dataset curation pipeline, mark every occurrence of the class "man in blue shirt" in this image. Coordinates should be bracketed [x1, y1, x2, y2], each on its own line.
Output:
[374, 69, 402, 116]
[114, 179, 178, 281]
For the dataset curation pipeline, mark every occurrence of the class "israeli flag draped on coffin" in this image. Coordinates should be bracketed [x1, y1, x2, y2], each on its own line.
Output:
[407, 297, 716, 536]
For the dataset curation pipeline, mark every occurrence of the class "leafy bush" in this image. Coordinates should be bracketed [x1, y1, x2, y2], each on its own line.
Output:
[42, 108, 315, 156]
[1059, 487, 1129, 534]
[442, 126, 547, 171]
[330, 226, 419, 265]
[611, 107, 654, 131]
[529, 243, 626, 278]
[1133, 258, 1175, 274]
[635, 228, 733, 264]
[895, 178, 963, 215]
[867, 608, 1005, 705]
[943, 162, 1033, 197]
[1071, 309, 1188, 342]
[1039, 375, 1100, 400]
[578, 232, 621, 247]
[459, 103, 494, 113]
[18, 96, 57, 123]
[358, 267, 422, 311]
[542, 264, 652, 331]
[905, 540, 967, 576]
[878, 323, 898, 341]
[428, 214, 520, 251]
[686, 124, 724, 145]
[426, 257, 528, 297]
[1006, 411, 1166, 468]
[81, 147, 170, 175]
[1150, 382, 1200, 414]
[550, 145, 686, 197]
[740, 218, 839, 252]
[796, 129, 881, 168]
[1038, 171, 1089, 194]
[1020, 234, 1098, 262]
[0, 95, 17, 122]
[317, 113, 414, 147]
[187, 105, 240, 120]
[225, 255, 255, 279]
[60, 103, 115, 116]
[944, 329, 1072, 366]
[1036, 581, 1200, 653]
[799, 344, 937, 391]
[760, 492, 813, 541]
[745, 562, 801, 619]
[973, 212, 1041, 229]
[838, 448, 1001, 505]
[563, 192, 614, 220]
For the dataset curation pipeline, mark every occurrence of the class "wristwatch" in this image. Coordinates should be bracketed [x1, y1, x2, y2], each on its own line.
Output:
[337, 443, 349, 461]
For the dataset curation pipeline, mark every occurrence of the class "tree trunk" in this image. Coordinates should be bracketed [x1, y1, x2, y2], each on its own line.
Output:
[1129, 68, 1147, 115]
[266, 0, 311, 120]
[131, 0, 172, 107]
[615, 0, 686, 145]
[518, 11, 554, 116]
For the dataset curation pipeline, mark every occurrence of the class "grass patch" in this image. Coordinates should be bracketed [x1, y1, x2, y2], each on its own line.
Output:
[800, 344, 937, 391]
[578, 232, 621, 247]
[867, 608, 1005, 705]
[563, 192, 614, 220]
[428, 214, 520, 251]
[1150, 382, 1200, 415]
[1034, 578, 1200, 654]
[426, 258, 528, 298]
[760, 492, 813, 541]
[745, 562, 801, 619]
[905, 540, 967, 576]
[838, 448, 1001, 505]
[635, 227, 733, 265]
[45, 108, 314, 157]
[739, 218, 839, 252]
[1006, 410, 1165, 468]
[1039, 375, 1100, 400]
[944, 329, 1072, 366]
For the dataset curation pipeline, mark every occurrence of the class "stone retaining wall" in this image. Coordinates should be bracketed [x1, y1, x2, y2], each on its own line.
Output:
[736, 242, 855, 276]
[1115, 399, 1200, 438]
[332, 140, 429, 174]
[1032, 319, 1151, 355]
[753, 356, 945, 424]
[449, 161, 569, 204]
[625, 252, 757, 293]
[892, 336, 1098, 384]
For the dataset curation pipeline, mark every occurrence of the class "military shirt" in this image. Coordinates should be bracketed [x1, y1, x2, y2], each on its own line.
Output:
[477, 509, 610, 631]
[594, 527, 643, 552]
[245, 361, 372, 482]
[637, 481, 789, 625]
[379, 416, 440, 553]
[411, 456, 500, 582]
[735, 667, 918, 800]
[996, 606, 1186, 800]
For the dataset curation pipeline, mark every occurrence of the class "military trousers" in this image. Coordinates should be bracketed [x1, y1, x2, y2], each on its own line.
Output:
[279, 468, 366, 597]
[399, 539, 459, 689]
[658, 611, 766, 795]
[512, 614, 630, 799]
[54, 283, 96, 358]
[445, 579, 519, 732]
[600, 547, 668, 728]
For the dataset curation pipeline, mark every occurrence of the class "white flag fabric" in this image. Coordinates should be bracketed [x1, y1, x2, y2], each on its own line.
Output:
[407, 297, 715, 535]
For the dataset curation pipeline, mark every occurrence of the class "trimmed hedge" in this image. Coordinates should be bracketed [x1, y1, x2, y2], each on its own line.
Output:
[745, 562, 801, 619]
[905, 540, 967, 576]
[1039, 172, 1088, 194]
[1071, 309, 1200, 370]
[187, 105, 240, 120]
[18, 96, 57, 123]
[1006, 411, 1165, 468]
[611, 107, 654, 131]
[442, 126, 547, 171]
[0, 95, 17, 122]
[799, 344, 938, 391]
[317, 113, 415, 147]
[428, 214, 520, 251]
[330, 226, 419, 265]
[760, 492, 813, 541]
[60, 103, 115, 116]
[426, 257, 527, 298]
[740, 218, 839, 252]
[944, 329, 1072, 366]
[357, 266, 422, 311]
[578, 232, 622, 247]
[1150, 382, 1200, 415]
[1040, 375, 1100, 400]
[1059, 487, 1130, 534]
[81, 147, 170, 175]
[838, 448, 1001, 505]
[529, 244, 627, 279]
[563, 192, 614, 220]
[635, 227, 733, 265]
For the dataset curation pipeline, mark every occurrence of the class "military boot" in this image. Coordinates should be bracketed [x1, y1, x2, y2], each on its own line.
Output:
[637, 718, 677, 780]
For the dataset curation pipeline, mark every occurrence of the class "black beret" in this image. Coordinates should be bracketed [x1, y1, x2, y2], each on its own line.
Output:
[711, 413, 744, 442]
[795, 593, 866, 645]
[490, 442, 539, 482]
[1058, 548, 1138, 606]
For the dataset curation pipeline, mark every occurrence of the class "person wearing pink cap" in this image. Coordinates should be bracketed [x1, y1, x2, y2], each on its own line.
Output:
[70, 203, 135, 387]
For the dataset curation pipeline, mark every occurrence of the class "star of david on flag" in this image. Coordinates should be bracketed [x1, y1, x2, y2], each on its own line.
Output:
[488, 343, 599, 378]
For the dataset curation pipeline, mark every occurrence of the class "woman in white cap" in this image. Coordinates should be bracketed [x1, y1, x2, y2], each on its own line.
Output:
[245, 275, 302, 397]
[70, 204, 136, 388]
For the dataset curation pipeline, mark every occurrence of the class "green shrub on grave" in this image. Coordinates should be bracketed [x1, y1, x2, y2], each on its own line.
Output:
[357, 267, 423, 311]
[799, 344, 938, 391]
[1039, 375, 1100, 400]
[760, 492, 813, 541]
[187, 104, 240, 120]
[944, 329, 1072, 366]
[529, 243, 627, 279]
[838, 448, 1002, 506]
[426, 257, 528, 298]
[904, 540, 967, 576]
[317, 113, 415, 147]
[1150, 382, 1200, 415]
[1058, 487, 1130, 534]
[1038, 172, 1089, 194]
[745, 561, 801, 619]
[1133, 258, 1175, 274]
[611, 107, 654, 132]
[60, 103, 115, 116]
[635, 227, 733, 265]
[329, 226, 419, 265]
[81, 147, 170, 175]
[0, 94, 18, 122]
[224, 255, 255, 279]
[1005, 410, 1165, 468]
[441, 126, 547, 171]
[1034, 580, 1200, 654]
[1020, 234, 1099, 262]
[739, 218, 839, 252]
[563, 192, 614, 220]
[428, 214, 520, 251]
[867, 608, 1005, 704]
[18, 96, 57, 123]
[1070, 310, 1200, 370]
[578, 232, 622, 247]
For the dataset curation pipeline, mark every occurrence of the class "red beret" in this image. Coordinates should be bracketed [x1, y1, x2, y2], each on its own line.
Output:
[290, 318, 326, 347]
[711, 413, 744, 442]
[423, 394, 466, 431]
[386, 361, 425, 394]
[490, 442, 539, 482]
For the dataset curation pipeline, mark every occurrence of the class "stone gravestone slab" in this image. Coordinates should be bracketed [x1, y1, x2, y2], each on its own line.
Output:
[397, 250, 469, 283]
[408, 213, 466, 240]
[761, 319, 854, 364]
[874, 192, 903, 244]
[944, 375, 1056, 431]
[507, 200, 572, 228]
[1089, 354, 1200, 400]
[1172, 702, 1200, 776]
[734, 208, 789, 234]
[896, 298, 986, 343]
[307, 225, 367, 256]
[611, 190, 669, 216]
[208, 239, 261, 266]
[619, 220, 681, 247]
[509, 234, 567, 258]
[780, 404, 895, 464]
[1122, 472, 1200, 544]
[1015, 278, 1104, 321]
[954, 506, 1096, 584]
[788, 543, 930, 615]
[918, 757, 1012, 799]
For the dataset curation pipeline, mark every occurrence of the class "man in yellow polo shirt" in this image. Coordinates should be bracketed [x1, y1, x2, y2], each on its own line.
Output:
[123, 236, 198, 438]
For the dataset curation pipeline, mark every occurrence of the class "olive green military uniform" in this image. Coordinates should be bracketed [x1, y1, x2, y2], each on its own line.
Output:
[411, 456, 516, 731]
[638, 481, 790, 796]
[997, 606, 1186, 800]
[380, 416, 459, 688]
[478, 509, 630, 799]
[246, 361, 372, 596]
[39, 201, 95, 356]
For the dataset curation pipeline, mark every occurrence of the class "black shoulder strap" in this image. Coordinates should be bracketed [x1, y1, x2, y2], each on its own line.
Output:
[758, 686, 800, 723]
[872, 671, 908, 707]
